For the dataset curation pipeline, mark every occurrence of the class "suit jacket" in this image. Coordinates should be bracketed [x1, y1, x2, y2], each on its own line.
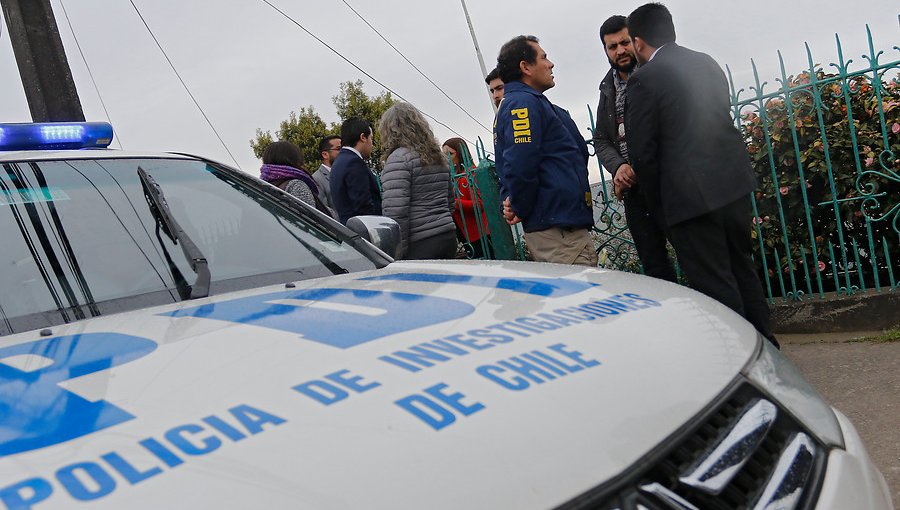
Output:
[624, 43, 756, 227]
[330, 148, 382, 225]
[313, 164, 335, 215]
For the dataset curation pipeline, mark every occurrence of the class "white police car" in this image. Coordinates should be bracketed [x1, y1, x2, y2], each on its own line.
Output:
[0, 122, 892, 510]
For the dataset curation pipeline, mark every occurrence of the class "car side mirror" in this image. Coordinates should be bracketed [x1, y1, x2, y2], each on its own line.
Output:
[346, 215, 400, 259]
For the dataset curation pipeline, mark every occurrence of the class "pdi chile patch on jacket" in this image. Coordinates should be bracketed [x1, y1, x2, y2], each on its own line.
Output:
[511, 108, 532, 144]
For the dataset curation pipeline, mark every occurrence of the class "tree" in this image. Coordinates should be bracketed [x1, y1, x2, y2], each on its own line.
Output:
[250, 106, 334, 169]
[332, 80, 395, 126]
[250, 80, 395, 171]
[331, 80, 396, 169]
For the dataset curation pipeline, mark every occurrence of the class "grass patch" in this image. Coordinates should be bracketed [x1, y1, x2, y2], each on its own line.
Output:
[852, 328, 900, 343]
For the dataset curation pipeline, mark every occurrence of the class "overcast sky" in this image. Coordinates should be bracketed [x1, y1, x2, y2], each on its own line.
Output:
[1, 0, 897, 178]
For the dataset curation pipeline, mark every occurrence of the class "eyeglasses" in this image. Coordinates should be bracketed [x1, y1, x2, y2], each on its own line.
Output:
[327, 147, 341, 152]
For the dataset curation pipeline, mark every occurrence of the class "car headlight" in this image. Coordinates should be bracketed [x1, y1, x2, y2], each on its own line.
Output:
[743, 336, 844, 448]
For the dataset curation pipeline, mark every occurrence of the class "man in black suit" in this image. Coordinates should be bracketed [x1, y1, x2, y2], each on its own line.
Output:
[593, 14, 676, 282]
[624, 3, 777, 345]
[330, 117, 382, 225]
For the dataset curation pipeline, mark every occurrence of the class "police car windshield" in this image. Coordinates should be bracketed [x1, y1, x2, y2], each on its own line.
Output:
[0, 157, 377, 335]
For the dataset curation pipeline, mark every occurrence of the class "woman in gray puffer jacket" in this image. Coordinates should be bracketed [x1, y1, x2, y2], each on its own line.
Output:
[377, 103, 457, 259]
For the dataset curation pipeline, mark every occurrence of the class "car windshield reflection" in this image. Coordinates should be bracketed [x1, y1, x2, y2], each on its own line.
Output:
[0, 157, 377, 335]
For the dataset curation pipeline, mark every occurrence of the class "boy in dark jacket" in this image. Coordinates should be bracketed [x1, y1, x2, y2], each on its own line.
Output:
[330, 117, 382, 225]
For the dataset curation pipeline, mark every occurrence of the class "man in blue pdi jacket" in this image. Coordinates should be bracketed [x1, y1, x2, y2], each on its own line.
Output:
[494, 35, 597, 266]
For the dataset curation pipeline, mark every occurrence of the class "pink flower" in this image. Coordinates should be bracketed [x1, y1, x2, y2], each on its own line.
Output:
[779, 186, 789, 195]
[865, 157, 875, 167]
[893, 122, 900, 134]
[752, 216, 763, 225]
[818, 261, 826, 272]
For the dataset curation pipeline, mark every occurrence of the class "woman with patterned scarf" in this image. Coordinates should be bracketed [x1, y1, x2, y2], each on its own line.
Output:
[259, 141, 333, 216]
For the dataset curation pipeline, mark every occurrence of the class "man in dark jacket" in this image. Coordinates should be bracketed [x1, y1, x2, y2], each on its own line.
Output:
[330, 117, 382, 225]
[624, 3, 776, 345]
[593, 14, 675, 282]
[494, 35, 597, 266]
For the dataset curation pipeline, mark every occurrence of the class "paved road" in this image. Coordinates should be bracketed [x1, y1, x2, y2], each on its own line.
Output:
[782, 338, 899, 507]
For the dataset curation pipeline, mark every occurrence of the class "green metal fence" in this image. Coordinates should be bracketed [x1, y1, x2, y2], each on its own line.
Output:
[585, 118, 644, 273]
[448, 138, 520, 261]
[727, 25, 898, 301]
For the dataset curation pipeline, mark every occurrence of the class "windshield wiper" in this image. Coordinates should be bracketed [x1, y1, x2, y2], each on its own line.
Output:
[138, 167, 210, 299]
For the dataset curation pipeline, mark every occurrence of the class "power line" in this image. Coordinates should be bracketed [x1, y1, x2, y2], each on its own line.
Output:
[339, 0, 491, 133]
[258, 0, 482, 150]
[57, 0, 124, 149]
[127, 0, 242, 169]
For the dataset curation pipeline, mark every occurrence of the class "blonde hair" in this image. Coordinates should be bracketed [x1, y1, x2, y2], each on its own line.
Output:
[377, 102, 445, 165]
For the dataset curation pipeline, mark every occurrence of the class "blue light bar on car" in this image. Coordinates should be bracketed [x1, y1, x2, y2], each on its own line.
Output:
[0, 122, 114, 151]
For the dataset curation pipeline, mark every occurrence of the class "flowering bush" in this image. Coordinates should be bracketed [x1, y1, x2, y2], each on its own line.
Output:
[740, 70, 899, 296]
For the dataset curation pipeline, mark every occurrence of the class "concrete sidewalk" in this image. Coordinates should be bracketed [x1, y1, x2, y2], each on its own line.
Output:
[779, 331, 899, 507]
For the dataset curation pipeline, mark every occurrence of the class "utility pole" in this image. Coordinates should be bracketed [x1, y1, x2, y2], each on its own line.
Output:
[460, 0, 496, 114]
[1, 0, 85, 122]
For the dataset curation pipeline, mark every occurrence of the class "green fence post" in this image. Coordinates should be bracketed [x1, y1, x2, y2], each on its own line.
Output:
[474, 159, 518, 260]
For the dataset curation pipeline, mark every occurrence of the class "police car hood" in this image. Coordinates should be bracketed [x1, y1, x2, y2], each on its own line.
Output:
[0, 261, 760, 509]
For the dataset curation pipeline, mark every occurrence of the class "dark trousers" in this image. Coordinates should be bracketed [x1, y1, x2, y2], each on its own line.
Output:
[624, 188, 677, 282]
[667, 196, 775, 342]
[406, 230, 458, 260]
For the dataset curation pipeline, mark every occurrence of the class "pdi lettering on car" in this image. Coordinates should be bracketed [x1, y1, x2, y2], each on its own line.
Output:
[0, 122, 893, 509]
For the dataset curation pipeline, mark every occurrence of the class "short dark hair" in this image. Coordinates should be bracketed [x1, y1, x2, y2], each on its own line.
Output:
[496, 35, 539, 83]
[485, 67, 501, 85]
[318, 135, 341, 154]
[627, 3, 676, 48]
[340, 117, 372, 148]
[262, 141, 304, 169]
[599, 15, 627, 43]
